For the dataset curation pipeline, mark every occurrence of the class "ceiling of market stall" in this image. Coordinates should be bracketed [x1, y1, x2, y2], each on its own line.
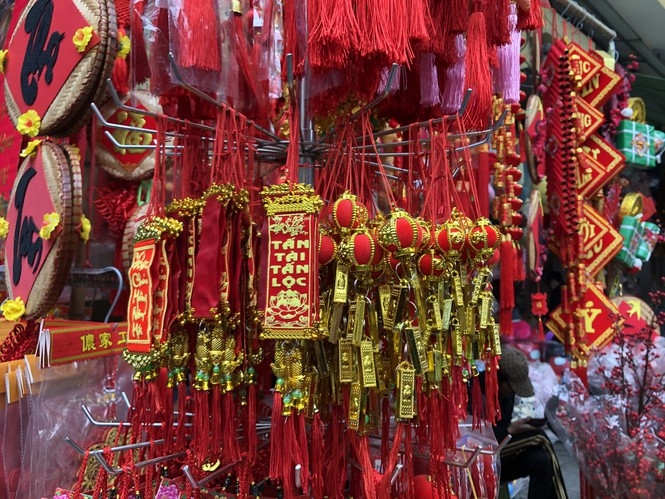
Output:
[566, 0, 665, 128]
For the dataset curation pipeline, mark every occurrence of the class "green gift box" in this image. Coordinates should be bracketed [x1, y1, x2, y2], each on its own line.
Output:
[616, 120, 656, 168]
[616, 247, 642, 269]
[618, 215, 644, 256]
[636, 222, 660, 262]
[654, 129, 665, 164]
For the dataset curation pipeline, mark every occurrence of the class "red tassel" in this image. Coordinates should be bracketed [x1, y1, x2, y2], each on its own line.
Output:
[311, 413, 325, 499]
[403, 427, 415, 499]
[282, 414, 298, 498]
[177, 381, 188, 448]
[445, 0, 470, 34]
[485, 0, 511, 47]
[247, 382, 257, 463]
[381, 396, 391, 468]
[131, 0, 151, 84]
[484, 356, 500, 424]
[269, 391, 284, 481]
[309, 0, 361, 71]
[296, 412, 310, 494]
[517, 0, 544, 31]
[177, 0, 222, 71]
[211, 385, 222, 459]
[471, 376, 483, 429]
[499, 237, 515, 336]
[463, 1, 493, 130]
[222, 392, 241, 464]
[407, 0, 433, 49]
[193, 390, 211, 467]
[515, 246, 526, 281]
[111, 57, 129, 95]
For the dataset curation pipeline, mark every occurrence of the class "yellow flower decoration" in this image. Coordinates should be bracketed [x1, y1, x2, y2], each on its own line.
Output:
[0, 217, 8, 239]
[73, 26, 94, 53]
[0, 49, 7, 74]
[39, 212, 60, 240]
[16, 110, 41, 137]
[118, 33, 131, 59]
[1, 297, 26, 322]
[80, 214, 91, 242]
[20, 139, 42, 158]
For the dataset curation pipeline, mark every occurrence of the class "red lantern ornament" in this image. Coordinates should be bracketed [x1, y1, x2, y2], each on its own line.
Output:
[507, 226, 524, 241]
[318, 231, 338, 266]
[377, 210, 423, 257]
[340, 229, 379, 273]
[417, 250, 445, 279]
[531, 292, 548, 317]
[435, 209, 468, 258]
[467, 217, 502, 261]
[509, 196, 523, 211]
[331, 192, 369, 232]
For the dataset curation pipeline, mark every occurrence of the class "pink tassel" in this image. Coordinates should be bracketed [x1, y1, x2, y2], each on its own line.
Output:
[493, 4, 521, 103]
[419, 52, 441, 108]
[440, 34, 466, 114]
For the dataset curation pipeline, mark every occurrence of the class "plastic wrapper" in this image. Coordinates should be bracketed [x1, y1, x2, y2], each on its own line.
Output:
[15, 357, 133, 498]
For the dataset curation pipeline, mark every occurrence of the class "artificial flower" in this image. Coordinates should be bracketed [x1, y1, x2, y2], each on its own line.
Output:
[0, 49, 7, 74]
[1, 297, 26, 322]
[39, 212, 60, 240]
[73, 26, 94, 53]
[80, 213, 91, 242]
[20, 139, 42, 158]
[16, 110, 41, 137]
[118, 31, 131, 59]
[0, 217, 8, 239]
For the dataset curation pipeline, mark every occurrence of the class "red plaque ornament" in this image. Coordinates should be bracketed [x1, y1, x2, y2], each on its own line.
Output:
[547, 280, 619, 359]
[577, 134, 626, 199]
[3, 0, 115, 137]
[97, 91, 161, 180]
[260, 184, 323, 340]
[549, 204, 623, 278]
[575, 97, 605, 144]
[4, 140, 79, 319]
[567, 41, 604, 89]
[580, 65, 622, 109]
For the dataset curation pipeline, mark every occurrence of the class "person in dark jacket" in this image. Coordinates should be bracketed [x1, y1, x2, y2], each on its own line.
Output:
[494, 346, 568, 499]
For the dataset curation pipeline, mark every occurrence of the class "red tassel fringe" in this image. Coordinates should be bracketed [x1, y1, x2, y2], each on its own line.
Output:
[463, 3, 493, 130]
[517, 0, 544, 31]
[177, 0, 222, 71]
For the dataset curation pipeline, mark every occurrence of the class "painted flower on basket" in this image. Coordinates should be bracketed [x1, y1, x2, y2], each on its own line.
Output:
[20, 139, 42, 158]
[39, 212, 60, 240]
[1, 297, 26, 322]
[0, 217, 8, 239]
[118, 30, 131, 59]
[0, 49, 7, 74]
[268, 289, 308, 321]
[16, 110, 41, 137]
[80, 214, 91, 242]
[73, 26, 94, 53]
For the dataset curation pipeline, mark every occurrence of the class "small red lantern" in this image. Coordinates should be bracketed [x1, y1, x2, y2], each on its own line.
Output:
[417, 250, 445, 279]
[331, 192, 368, 232]
[509, 197, 523, 211]
[377, 210, 422, 257]
[467, 217, 501, 260]
[507, 226, 524, 241]
[435, 209, 467, 258]
[340, 229, 378, 272]
[531, 292, 548, 317]
[318, 231, 338, 266]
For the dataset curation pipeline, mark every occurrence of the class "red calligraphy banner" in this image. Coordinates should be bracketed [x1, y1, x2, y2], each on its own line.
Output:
[127, 239, 156, 352]
[37, 320, 128, 365]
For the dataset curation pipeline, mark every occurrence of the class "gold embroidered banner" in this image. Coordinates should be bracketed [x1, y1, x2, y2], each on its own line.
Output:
[260, 184, 323, 340]
[127, 239, 156, 352]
